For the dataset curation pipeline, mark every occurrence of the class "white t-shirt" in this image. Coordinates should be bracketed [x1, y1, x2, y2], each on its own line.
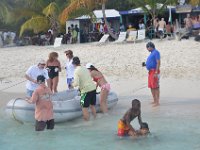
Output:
[25, 65, 49, 91]
[66, 59, 75, 78]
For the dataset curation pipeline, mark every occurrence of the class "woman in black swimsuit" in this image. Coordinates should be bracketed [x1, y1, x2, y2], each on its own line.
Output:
[46, 52, 61, 93]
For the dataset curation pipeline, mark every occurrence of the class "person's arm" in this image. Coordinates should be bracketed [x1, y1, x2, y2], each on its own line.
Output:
[155, 60, 160, 74]
[58, 61, 62, 72]
[46, 79, 51, 88]
[26, 90, 38, 104]
[124, 112, 136, 135]
[155, 52, 161, 74]
[25, 74, 37, 84]
[72, 71, 79, 88]
[138, 112, 142, 126]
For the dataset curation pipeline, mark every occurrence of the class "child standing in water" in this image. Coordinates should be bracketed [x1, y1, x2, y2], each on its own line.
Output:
[118, 99, 143, 136]
[27, 75, 54, 131]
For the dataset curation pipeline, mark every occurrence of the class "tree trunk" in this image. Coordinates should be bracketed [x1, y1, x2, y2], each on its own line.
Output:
[102, 3, 118, 40]
[49, 15, 60, 44]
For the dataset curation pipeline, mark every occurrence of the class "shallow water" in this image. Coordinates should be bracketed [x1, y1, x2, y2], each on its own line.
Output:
[0, 96, 200, 150]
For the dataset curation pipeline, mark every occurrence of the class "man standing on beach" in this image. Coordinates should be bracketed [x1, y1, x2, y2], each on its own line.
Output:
[158, 18, 166, 39]
[145, 42, 160, 107]
[25, 59, 50, 97]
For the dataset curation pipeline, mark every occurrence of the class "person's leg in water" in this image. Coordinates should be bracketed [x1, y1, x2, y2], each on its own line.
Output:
[100, 89, 109, 113]
[151, 88, 160, 106]
[90, 105, 96, 119]
[81, 92, 91, 121]
[89, 90, 97, 118]
[154, 87, 160, 106]
[150, 88, 156, 104]
[82, 107, 89, 121]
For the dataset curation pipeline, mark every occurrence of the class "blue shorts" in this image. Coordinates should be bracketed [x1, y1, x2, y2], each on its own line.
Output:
[67, 78, 74, 88]
[26, 89, 34, 97]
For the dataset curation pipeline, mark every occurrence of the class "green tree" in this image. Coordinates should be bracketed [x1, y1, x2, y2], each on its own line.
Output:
[132, 0, 177, 27]
[188, 0, 200, 6]
[19, 1, 64, 39]
[0, 0, 14, 24]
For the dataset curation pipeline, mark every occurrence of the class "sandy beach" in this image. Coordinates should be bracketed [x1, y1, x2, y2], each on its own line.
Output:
[0, 38, 200, 104]
[0, 38, 200, 150]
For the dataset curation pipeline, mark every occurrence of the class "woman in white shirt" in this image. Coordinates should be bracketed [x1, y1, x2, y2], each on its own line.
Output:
[64, 50, 75, 89]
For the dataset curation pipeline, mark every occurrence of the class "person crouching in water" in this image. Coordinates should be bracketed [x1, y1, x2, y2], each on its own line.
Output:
[72, 57, 96, 121]
[118, 99, 142, 136]
[86, 63, 110, 113]
[27, 75, 54, 131]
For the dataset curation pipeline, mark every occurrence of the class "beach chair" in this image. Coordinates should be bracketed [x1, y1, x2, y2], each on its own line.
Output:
[54, 37, 62, 48]
[126, 30, 137, 43]
[99, 34, 109, 43]
[114, 32, 127, 43]
[137, 29, 146, 41]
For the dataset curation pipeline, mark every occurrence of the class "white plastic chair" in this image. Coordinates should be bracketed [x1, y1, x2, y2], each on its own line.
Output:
[99, 34, 109, 43]
[114, 32, 127, 43]
[126, 30, 137, 43]
[137, 29, 146, 41]
[54, 37, 62, 48]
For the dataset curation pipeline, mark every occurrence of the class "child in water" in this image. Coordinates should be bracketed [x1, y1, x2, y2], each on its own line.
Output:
[118, 99, 147, 136]
[136, 122, 150, 136]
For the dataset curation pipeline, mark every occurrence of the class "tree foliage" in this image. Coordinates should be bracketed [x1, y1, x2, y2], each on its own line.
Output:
[188, 0, 200, 6]
[60, 0, 96, 24]
[19, 2, 61, 37]
[19, 16, 49, 36]
[132, 0, 178, 19]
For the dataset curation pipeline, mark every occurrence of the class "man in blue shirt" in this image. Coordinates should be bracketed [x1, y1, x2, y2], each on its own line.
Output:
[145, 42, 160, 107]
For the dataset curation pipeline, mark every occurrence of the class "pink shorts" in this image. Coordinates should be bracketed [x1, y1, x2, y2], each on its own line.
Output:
[148, 69, 160, 89]
[101, 83, 111, 91]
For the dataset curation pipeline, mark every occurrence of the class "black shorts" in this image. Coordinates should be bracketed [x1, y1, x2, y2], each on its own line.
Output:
[80, 90, 96, 108]
[35, 119, 54, 131]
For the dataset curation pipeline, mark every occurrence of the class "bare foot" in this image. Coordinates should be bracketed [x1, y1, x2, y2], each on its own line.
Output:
[150, 102, 156, 104]
[152, 103, 160, 107]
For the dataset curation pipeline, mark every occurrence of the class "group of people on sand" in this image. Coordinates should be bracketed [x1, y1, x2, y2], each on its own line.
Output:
[24, 50, 110, 131]
[24, 41, 160, 139]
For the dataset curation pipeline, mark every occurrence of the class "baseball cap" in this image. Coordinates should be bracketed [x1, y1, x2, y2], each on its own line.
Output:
[85, 63, 94, 69]
[37, 59, 46, 65]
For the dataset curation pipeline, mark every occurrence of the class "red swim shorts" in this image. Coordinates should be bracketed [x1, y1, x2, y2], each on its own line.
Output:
[148, 69, 160, 89]
[117, 120, 130, 136]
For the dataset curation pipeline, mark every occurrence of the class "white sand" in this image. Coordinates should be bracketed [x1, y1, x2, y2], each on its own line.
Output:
[0, 38, 200, 108]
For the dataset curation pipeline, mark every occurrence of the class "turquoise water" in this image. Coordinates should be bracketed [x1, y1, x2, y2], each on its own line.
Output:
[0, 96, 200, 150]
